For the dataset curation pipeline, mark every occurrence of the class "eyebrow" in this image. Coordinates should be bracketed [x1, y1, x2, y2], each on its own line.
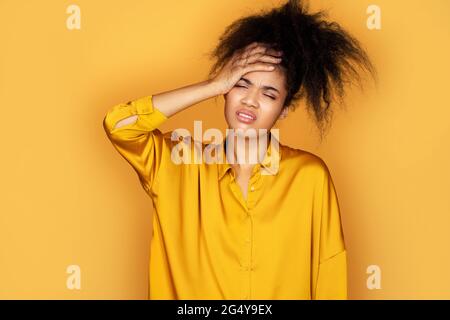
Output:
[239, 77, 280, 94]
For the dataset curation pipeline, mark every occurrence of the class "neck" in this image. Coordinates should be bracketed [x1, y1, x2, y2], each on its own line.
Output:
[224, 131, 271, 168]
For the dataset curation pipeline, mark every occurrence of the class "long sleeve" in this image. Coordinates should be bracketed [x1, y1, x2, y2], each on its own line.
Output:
[102, 95, 170, 194]
[311, 164, 348, 300]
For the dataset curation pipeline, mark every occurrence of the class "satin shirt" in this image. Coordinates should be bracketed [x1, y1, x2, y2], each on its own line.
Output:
[103, 95, 347, 300]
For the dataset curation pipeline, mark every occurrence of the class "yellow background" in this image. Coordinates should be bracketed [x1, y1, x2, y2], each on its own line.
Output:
[1, 0, 449, 299]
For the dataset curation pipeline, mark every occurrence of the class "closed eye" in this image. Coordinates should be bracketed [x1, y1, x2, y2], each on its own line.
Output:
[234, 85, 276, 100]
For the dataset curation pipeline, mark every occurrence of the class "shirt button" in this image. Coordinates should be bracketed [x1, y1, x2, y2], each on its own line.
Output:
[250, 186, 255, 191]
[245, 238, 251, 243]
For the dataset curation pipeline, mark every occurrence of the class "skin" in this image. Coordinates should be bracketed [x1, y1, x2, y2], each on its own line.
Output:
[223, 67, 289, 200]
[114, 42, 289, 200]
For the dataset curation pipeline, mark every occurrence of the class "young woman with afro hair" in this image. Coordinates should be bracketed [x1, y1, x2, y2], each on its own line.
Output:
[103, 0, 377, 300]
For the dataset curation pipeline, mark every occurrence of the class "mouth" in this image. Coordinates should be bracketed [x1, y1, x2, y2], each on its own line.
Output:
[235, 109, 257, 124]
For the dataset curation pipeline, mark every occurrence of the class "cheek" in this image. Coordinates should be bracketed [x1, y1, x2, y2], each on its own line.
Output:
[259, 106, 283, 123]
[225, 90, 241, 104]
[223, 103, 236, 123]
[224, 94, 241, 114]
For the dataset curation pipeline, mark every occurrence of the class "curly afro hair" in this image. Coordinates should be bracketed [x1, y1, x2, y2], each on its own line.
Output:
[206, 0, 377, 140]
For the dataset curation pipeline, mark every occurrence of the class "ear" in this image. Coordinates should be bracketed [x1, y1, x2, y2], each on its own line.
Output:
[278, 107, 289, 120]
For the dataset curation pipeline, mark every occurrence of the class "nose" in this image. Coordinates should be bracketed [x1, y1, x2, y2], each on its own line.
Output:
[241, 89, 260, 108]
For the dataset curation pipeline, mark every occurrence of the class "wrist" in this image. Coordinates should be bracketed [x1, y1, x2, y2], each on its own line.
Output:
[206, 78, 225, 96]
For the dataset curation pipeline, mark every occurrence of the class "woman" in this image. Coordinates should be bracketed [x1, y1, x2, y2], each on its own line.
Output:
[103, 0, 376, 300]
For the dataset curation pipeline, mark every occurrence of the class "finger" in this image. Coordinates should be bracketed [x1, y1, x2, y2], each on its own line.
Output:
[241, 46, 261, 63]
[242, 62, 277, 74]
[236, 43, 259, 62]
[242, 42, 273, 58]
[246, 44, 271, 56]
[245, 52, 282, 65]
[233, 42, 259, 60]
[244, 42, 261, 51]
[263, 46, 284, 57]
[241, 45, 272, 65]
[246, 45, 283, 63]
[237, 51, 282, 67]
[234, 43, 282, 67]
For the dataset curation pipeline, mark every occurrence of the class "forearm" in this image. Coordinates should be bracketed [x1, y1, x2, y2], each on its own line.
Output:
[113, 79, 222, 130]
[151, 79, 222, 118]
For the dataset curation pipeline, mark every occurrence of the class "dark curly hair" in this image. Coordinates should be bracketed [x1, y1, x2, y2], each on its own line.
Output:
[206, 0, 377, 140]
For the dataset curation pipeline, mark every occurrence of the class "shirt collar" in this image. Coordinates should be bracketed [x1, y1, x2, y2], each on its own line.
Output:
[217, 132, 282, 181]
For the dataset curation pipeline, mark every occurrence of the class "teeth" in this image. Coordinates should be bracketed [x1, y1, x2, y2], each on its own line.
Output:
[238, 112, 254, 120]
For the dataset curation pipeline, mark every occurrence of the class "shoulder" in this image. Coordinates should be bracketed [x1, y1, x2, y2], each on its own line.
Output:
[280, 143, 331, 179]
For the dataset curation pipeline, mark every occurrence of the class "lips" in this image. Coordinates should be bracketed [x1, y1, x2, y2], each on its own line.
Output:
[236, 109, 257, 121]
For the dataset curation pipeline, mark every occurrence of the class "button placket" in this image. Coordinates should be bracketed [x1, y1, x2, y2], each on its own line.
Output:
[240, 212, 254, 299]
[245, 167, 258, 209]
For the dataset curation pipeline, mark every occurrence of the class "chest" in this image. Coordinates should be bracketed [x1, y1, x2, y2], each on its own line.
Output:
[234, 171, 253, 201]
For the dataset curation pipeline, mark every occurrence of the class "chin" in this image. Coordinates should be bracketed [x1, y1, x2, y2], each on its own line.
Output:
[230, 121, 256, 130]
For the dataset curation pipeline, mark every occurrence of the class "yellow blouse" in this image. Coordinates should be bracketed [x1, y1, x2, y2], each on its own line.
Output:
[103, 95, 347, 300]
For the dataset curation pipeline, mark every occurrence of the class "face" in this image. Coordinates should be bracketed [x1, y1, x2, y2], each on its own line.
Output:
[223, 67, 289, 137]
